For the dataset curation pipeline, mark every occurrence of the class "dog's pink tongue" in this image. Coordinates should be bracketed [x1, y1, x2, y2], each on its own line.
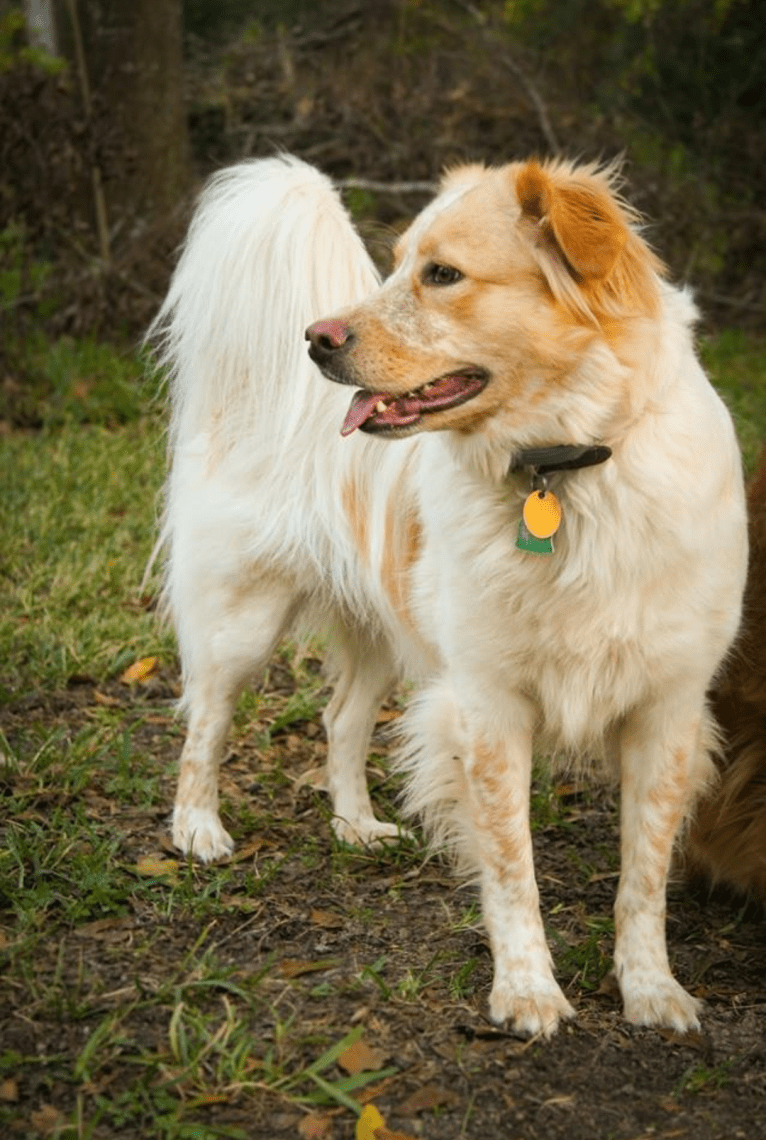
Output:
[341, 390, 382, 437]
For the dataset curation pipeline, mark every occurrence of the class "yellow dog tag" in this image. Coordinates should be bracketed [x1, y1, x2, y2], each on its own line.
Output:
[517, 489, 562, 554]
[523, 490, 561, 538]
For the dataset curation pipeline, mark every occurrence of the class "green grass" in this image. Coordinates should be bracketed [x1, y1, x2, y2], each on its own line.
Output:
[700, 328, 766, 474]
[0, 329, 765, 1137]
[0, 414, 171, 697]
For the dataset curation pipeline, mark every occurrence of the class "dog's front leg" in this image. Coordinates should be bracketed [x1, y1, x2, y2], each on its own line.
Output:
[464, 697, 575, 1037]
[615, 700, 710, 1031]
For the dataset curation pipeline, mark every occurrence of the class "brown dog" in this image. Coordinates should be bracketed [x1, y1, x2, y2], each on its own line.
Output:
[687, 449, 766, 900]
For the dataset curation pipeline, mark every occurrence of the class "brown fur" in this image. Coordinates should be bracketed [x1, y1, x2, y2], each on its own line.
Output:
[686, 449, 766, 899]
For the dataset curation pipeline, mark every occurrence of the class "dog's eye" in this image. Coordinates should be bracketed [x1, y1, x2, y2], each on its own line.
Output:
[423, 262, 463, 286]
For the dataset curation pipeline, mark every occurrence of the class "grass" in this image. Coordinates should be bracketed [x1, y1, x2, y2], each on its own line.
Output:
[1, 328, 765, 1137]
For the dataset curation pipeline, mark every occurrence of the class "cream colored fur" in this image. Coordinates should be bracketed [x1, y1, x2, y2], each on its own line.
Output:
[150, 154, 747, 1038]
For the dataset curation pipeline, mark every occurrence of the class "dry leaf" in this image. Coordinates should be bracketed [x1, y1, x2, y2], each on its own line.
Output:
[295, 765, 327, 791]
[0, 1078, 18, 1102]
[278, 958, 338, 979]
[396, 1084, 459, 1114]
[310, 909, 345, 930]
[356, 1104, 385, 1140]
[298, 1111, 334, 1139]
[120, 656, 158, 684]
[131, 855, 179, 883]
[228, 838, 268, 863]
[339, 1038, 387, 1075]
[374, 1128, 419, 1140]
[30, 1104, 64, 1134]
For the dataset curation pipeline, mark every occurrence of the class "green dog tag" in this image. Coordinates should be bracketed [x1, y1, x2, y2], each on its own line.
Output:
[516, 517, 554, 554]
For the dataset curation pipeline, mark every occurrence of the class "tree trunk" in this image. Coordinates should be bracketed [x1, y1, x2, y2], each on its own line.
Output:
[58, 0, 190, 231]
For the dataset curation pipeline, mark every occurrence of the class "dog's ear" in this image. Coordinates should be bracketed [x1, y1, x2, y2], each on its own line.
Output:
[516, 160, 627, 280]
[515, 159, 664, 323]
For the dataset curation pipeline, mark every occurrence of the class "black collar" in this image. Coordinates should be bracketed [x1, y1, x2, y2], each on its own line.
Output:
[509, 444, 612, 478]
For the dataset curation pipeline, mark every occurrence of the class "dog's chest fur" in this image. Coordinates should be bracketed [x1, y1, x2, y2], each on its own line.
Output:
[396, 445, 739, 758]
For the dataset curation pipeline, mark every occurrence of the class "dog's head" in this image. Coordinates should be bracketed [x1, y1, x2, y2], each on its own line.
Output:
[306, 159, 664, 442]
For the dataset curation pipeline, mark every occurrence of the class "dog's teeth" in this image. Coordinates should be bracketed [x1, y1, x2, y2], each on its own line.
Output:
[422, 383, 433, 392]
[375, 400, 387, 413]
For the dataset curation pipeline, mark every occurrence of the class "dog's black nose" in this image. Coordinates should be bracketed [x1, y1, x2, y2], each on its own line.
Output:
[305, 319, 353, 360]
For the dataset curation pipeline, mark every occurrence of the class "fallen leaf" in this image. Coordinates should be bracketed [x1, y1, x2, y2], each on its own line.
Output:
[310, 909, 345, 930]
[30, 1104, 64, 1134]
[278, 958, 338, 979]
[228, 838, 268, 863]
[295, 766, 327, 791]
[0, 1078, 18, 1102]
[374, 1128, 419, 1140]
[298, 1111, 334, 1139]
[73, 916, 133, 938]
[339, 1038, 388, 1075]
[396, 1084, 460, 1114]
[356, 1104, 385, 1140]
[120, 656, 158, 684]
[131, 855, 179, 883]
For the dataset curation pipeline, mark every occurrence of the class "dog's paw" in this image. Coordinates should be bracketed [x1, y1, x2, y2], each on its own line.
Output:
[172, 807, 234, 863]
[489, 974, 576, 1038]
[621, 973, 702, 1033]
[332, 815, 411, 848]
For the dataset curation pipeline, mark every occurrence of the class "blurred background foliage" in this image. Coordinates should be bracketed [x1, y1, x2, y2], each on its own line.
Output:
[1, 0, 765, 424]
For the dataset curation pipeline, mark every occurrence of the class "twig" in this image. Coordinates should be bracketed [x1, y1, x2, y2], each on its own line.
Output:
[338, 177, 436, 195]
[696, 289, 766, 314]
[450, 0, 561, 155]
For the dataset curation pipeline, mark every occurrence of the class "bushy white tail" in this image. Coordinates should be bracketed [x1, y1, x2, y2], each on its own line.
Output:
[148, 155, 379, 459]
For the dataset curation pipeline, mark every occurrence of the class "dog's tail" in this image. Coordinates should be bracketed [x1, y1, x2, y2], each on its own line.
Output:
[147, 154, 379, 457]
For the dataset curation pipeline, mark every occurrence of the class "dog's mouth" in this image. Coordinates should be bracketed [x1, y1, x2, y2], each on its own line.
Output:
[340, 368, 489, 437]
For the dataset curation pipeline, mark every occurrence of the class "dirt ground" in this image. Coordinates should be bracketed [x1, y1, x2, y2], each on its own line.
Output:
[2, 659, 765, 1140]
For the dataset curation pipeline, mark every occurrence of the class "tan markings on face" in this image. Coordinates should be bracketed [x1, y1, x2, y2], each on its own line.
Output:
[381, 454, 422, 627]
[342, 472, 369, 567]
[333, 159, 662, 436]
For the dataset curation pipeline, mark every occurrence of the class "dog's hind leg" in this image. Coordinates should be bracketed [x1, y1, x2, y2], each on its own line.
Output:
[172, 580, 301, 862]
[323, 625, 402, 846]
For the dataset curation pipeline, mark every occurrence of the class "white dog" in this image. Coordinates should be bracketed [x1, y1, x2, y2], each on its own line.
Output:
[150, 154, 747, 1037]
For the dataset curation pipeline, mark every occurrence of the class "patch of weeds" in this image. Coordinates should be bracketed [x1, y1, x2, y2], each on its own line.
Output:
[449, 957, 481, 1001]
[268, 1024, 397, 1114]
[1, 808, 136, 931]
[396, 950, 446, 1000]
[550, 916, 614, 992]
[359, 955, 393, 1000]
[104, 725, 164, 807]
[530, 761, 565, 831]
[674, 1059, 734, 1098]
[451, 901, 481, 931]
